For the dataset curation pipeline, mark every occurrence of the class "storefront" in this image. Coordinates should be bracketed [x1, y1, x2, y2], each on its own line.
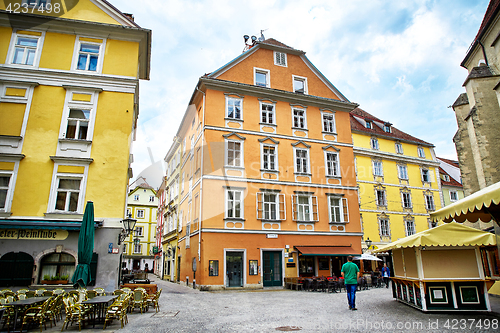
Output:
[295, 246, 360, 278]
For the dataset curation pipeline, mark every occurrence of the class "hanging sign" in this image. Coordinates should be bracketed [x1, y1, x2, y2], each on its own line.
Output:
[0, 229, 68, 240]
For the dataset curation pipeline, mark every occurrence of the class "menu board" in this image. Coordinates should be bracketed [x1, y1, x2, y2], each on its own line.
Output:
[397, 283, 402, 300]
[402, 284, 408, 302]
[415, 287, 422, 308]
[408, 284, 415, 304]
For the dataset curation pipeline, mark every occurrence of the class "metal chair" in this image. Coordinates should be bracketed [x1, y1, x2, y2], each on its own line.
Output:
[103, 297, 130, 329]
[20, 297, 53, 332]
[146, 288, 162, 313]
[93, 287, 105, 296]
[131, 289, 148, 313]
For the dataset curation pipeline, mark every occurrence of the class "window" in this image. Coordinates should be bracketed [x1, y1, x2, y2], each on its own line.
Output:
[209, 260, 219, 276]
[226, 189, 243, 219]
[295, 148, 309, 174]
[405, 220, 416, 236]
[134, 226, 144, 237]
[397, 165, 408, 180]
[293, 76, 307, 94]
[262, 145, 277, 170]
[379, 219, 390, 237]
[328, 196, 349, 223]
[64, 109, 91, 140]
[325, 152, 339, 177]
[134, 243, 142, 254]
[366, 121, 372, 129]
[370, 137, 379, 150]
[376, 189, 387, 207]
[55, 178, 81, 212]
[384, 124, 391, 133]
[260, 102, 275, 124]
[417, 147, 425, 158]
[0, 174, 11, 210]
[401, 192, 412, 208]
[322, 113, 336, 133]
[449, 191, 458, 202]
[372, 160, 383, 176]
[149, 195, 155, 202]
[76, 42, 101, 71]
[274, 51, 287, 66]
[395, 142, 403, 154]
[442, 174, 450, 182]
[137, 209, 145, 218]
[133, 194, 139, 201]
[254, 68, 269, 88]
[292, 194, 318, 222]
[256, 192, 285, 220]
[421, 169, 431, 182]
[59, 89, 99, 143]
[226, 141, 242, 167]
[126, 208, 131, 217]
[11, 33, 41, 66]
[425, 194, 435, 211]
[226, 97, 242, 120]
[428, 220, 438, 229]
[185, 223, 190, 248]
[292, 108, 306, 129]
[39, 252, 75, 284]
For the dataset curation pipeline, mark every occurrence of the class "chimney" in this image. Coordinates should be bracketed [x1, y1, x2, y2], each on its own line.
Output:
[123, 13, 134, 22]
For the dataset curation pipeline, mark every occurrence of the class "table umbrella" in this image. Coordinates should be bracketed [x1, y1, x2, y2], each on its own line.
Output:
[353, 253, 382, 261]
[72, 201, 95, 288]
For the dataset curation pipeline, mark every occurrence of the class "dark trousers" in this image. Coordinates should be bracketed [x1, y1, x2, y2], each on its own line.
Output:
[345, 284, 357, 308]
[383, 277, 390, 288]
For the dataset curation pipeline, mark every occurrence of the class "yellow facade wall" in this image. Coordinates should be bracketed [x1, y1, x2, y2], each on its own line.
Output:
[39, 32, 75, 71]
[0, 26, 12, 64]
[102, 39, 139, 77]
[0, 103, 26, 136]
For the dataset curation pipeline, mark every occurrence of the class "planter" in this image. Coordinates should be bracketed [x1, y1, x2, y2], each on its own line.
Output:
[41, 280, 69, 285]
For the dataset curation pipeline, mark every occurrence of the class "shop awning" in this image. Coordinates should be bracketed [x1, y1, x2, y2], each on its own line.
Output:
[430, 181, 500, 223]
[373, 222, 496, 253]
[295, 246, 359, 256]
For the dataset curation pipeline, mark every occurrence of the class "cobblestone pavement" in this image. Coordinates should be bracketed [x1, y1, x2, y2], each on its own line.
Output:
[35, 276, 500, 333]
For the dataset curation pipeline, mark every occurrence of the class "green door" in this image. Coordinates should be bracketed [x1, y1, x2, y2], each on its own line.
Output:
[0, 252, 34, 286]
[263, 251, 282, 287]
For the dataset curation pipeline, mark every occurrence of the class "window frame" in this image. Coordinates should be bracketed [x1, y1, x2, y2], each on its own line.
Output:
[256, 192, 285, 221]
[259, 101, 276, 125]
[274, 51, 287, 67]
[375, 189, 387, 207]
[328, 195, 349, 224]
[372, 160, 383, 177]
[401, 191, 412, 209]
[0, 171, 14, 212]
[395, 142, 404, 154]
[134, 226, 144, 237]
[397, 164, 408, 180]
[379, 218, 391, 237]
[322, 112, 336, 134]
[425, 194, 435, 211]
[133, 242, 142, 254]
[225, 139, 244, 168]
[292, 75, 308, 94]
[325, 151, 340, 177]
[52, 176, 84, 213]
[370, 137, 379, 150]
[292, 194, 318, 222]
[209, 260, 219, 276]
[136, 209, 145, 219]
[59, 89, 99, 142]
[48, 162, 89, 215]
[421, 168, 431, 182]
[254, 67, 270, 88]
[293, 147, 310, 174]
[405, 220, 416, 236]
[71, 36, 106, 74]
[449, 191, 458, 202]
[225, 95, 243, 121]
[261, 144, 278, 171]
[292, 107, 307, 130]
[7, 30, 45, 67]
[417, 146, 426, 158]
[225, 189, 244, 219]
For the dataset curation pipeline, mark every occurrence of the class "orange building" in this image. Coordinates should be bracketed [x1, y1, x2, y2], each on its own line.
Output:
[171, 38, 361, 289]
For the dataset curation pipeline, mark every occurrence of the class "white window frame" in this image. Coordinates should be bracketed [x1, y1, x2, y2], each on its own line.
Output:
[292, 75, 308, 94]
[261, 144, 278, 171]
[405, 220, 416, 236]
[292, 107, 307, 129]
[401, 191, 412, 209]
[133, 194, 139, 201]
[137, 209, 145, 219]
[370, 137, 379, 150]
[379, 218, 390, 237]
[225, 189, 244, 219]
[254, 67, 270, 88]
[325, 151, 340, 177]
[376, 189, 387, 207]
[425, 194, 435, 211]
[421, 168, 431, 182]
[134, 226, 144, 237]
[185, 222, 190, 248]
[225, 139, 244, 168]
[292, 194, 318, 222]
[397, 165, 408, 180]
[274, 51, 287, 67]
[417, 146, 426, 158]
[0, 171, 14, 212]
[225, 95, 243, 120]
[259, 101, 276, 125]
[71, 36, 106, 74]
[449, 191, 458, 202]
[133, 242, 142, 254]
[372, 160, 383, 177]
[328, 195, 349, 223]
[256, 192, 286, 221]
[59, 89, 99, 142]
[48, 170, 86, 214]
[7, 30, 45, 67]
[293, 147, 310, 174]
[395, 142, 404, 154]
[149, 195, 155, 202]
[322, 112, 336, 133]
[366, 121, 372, 129]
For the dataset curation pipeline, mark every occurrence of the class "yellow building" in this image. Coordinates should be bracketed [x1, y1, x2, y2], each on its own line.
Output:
[0, 1, 150, 289]
[164, 37, 361, 290]
[351, 108, 442, 254]
[125, 177, 157, 272]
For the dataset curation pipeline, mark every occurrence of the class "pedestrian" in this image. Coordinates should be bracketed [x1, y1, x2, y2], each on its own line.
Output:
[381, 263, 390, 288]
[341, 256, 360, 310]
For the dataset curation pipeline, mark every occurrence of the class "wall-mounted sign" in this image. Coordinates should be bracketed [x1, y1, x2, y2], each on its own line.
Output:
[0, 229, 68, 240]
[266, 234, 278, 238]
[112, 248, 119, 254]
[108, 243, 113, 253]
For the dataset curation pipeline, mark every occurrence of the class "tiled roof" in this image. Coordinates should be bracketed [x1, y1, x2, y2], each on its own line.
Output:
[349, 108, 433, 146]
[259, 38, 299, 51]
[437, 157, 459, 168]
[439, 167, 463, 188]
[130, 176, 153, 190]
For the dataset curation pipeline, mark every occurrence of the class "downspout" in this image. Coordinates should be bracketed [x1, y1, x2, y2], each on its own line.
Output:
[195, 85, 206, 269]
[479, 41, 490, 67]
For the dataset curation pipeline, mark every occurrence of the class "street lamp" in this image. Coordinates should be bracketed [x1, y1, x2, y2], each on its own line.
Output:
[118, 214, 137, 245]
[365, 237, 372, 251]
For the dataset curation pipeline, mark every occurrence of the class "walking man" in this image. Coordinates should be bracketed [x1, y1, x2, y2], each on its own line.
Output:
[341, 256, 360, 310]
[381, 263, 390, 288]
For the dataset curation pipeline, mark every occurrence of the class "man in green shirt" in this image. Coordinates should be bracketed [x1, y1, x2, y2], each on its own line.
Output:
[341, 256, 360, 310]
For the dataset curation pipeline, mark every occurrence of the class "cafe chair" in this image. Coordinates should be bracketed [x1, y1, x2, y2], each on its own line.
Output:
[34, 289, 46, 297]
[131, 290, 148, 313]
[0, 289, 13, 296]
[20, 297, 52, 332]
[120, 287, 132, 294]
[52, 288, 65, 296]
[0, 297, 15, 332]
[103, 297, 130, 329]
[1, 292, 16, 300]
[86, 290, 97, 299]
[93, 287, 105, 296]
[67, 290, 79, 302]
[16, 289, 29, 296]
[25, 290, 36, 298]
[61, 297, 90, 332]
[146, 289, 162, 313]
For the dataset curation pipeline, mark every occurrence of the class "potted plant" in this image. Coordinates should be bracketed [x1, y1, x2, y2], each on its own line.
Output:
[41, 274, 69, 285]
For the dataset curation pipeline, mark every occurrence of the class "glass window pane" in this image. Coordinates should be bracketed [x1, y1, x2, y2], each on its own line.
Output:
[26, 49, 36, 65]
[77, 55, 87, 70]
[69, 192, 79, 211]
[78, 122, 88, 140]
[69, 109, 90, 119]
[294, 79, 304, 93]
[17, 37, 38, 47]
[89, 55, 98, 71]
[13, 48, 24, 64]
[0, 189, 7, 209]
[256, 72, 266, 86]
[58, 179, 80, 190]
[56, 192, 67, 210]
[66, 120, 77, 139]
[80, 44, 100, 53]
[0, 176, 10, 187]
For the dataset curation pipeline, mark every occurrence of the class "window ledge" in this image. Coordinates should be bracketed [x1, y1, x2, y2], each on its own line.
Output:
[59, 138, 92, 144]
[225, 118, 243, 122]
[0, 211, 13, 217]
[224, 218, 246, 222]
[224, 166, 245, 170]
[260, 219, 282, 223]
[329, 221, 348, 225]
[44, 212, 84, 219]
[259, 122, 276, 127]
[294, 172, 312, 176]
[261, 169, 279, 173]
[295, 220, 318, 224]
[325, 175, 341, 179]
[322, 131, 337, 135]
[292, 127, 308, 131]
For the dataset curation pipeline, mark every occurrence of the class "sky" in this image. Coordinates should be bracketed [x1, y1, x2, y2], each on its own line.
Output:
[112, 0, 490, 189]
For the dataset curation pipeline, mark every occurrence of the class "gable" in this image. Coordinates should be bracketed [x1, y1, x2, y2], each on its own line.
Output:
[211, 43, 346, 101]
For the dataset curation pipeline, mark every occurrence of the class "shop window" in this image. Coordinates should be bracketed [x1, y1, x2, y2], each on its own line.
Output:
[318, 258, 329, 270]
[299, 256, 314, 275]
[39, 252, 75, 283]
[209, 260, 219, 276]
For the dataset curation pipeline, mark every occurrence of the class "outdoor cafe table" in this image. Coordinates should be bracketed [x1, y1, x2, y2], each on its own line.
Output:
[81, 295, 118, 328]
[4, 296, 50, 332]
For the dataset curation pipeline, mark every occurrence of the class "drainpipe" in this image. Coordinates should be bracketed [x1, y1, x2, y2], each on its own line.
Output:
[479, 40, 489, 67]
[195, 85, 206, 272]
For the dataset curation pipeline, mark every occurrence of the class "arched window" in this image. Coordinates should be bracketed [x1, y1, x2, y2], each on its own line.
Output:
[39, 252, 75, 282]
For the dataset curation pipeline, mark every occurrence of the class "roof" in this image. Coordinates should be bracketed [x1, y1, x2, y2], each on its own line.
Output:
[373, 222, 496, 252]
[350, 108, 433, 146]
[431, 180, 500, 223]
[439, 167, 462, 187]
[259, 38, 299, 51]
[462, 0, 500, 67]
[437, 157, 459, 167]
[129, 176, 154, 191]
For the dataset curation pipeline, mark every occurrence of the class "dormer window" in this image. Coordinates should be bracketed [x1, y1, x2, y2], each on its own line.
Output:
[293, 76, 307, 94]
[254, 68, 270, 88]
[384, 124, 391, 133]
[274, 51, 287, 67]
[365, 121, 372, 129]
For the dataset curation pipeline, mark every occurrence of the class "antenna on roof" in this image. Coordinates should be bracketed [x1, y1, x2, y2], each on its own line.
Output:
[258, 29, 268, 42]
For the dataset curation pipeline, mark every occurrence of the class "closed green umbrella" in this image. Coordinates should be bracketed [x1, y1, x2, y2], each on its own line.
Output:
[72, 201, 95, 288]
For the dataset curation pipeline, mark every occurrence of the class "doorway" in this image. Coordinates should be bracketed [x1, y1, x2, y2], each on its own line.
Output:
[263, 251, 282, 287]
[226, 252, 243, 287]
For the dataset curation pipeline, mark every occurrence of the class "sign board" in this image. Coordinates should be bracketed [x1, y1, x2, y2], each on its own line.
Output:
[0, 229, 68, 240]
[266, 234, 278, 238]
[112, 248, 119, 254]
[108, 243, 113, 253]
